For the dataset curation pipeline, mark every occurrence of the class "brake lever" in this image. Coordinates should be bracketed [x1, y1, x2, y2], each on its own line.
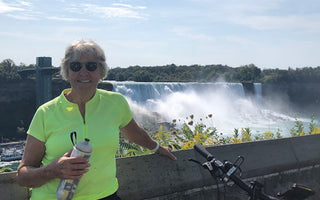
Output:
[188, 158, 215, 171]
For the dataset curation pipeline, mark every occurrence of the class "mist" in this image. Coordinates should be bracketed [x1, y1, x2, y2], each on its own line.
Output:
[112, 82, 312, 136]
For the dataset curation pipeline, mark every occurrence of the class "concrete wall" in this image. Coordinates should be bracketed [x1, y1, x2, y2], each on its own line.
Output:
[0, 172, 30, 200]
[1, 134, 320, 200]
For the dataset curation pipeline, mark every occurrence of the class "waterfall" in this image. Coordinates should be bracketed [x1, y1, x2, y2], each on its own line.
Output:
[112, 82, 247, 103]
[109, 81, 310, 136]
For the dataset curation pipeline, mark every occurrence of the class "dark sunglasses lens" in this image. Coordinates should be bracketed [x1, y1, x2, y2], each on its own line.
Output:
[85, 62, 98, 71]
[70, 62, 82, 72]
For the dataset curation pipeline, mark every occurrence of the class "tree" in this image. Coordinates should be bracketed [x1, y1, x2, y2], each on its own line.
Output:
[0, 59, 21, 82]
[133, 71, 152, 82]
[237, 64, 261, 82]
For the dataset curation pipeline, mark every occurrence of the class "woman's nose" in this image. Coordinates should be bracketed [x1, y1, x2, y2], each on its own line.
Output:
[79, 64, 90, 74]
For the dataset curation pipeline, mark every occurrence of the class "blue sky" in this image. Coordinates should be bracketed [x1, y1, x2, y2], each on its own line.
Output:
[0, 0, 319, 69]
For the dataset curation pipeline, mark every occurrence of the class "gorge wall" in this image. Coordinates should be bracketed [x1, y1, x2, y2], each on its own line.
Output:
[0, 79, 112, 141]
[261, 83, 320, 113]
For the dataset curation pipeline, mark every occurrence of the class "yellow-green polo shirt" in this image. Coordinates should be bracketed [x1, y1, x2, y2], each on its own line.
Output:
[28, 88, 133, 200]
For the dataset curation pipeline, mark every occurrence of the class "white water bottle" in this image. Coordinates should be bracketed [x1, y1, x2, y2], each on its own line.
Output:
[56, 138, 92, 200]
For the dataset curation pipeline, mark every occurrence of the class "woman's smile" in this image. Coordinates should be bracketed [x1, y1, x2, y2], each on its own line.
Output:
[77, 79, 91, 83]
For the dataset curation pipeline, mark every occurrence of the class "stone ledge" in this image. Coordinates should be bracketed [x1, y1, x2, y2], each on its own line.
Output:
[1, 134, 320, 200]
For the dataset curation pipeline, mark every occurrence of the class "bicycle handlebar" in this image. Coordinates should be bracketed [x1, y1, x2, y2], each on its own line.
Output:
[194, 144, 280, 200]
[194, 143, 214, 161]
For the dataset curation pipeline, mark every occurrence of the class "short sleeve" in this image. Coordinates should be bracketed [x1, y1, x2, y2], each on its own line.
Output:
[27, 107, 46, 142]
[118, 95, 133, 128]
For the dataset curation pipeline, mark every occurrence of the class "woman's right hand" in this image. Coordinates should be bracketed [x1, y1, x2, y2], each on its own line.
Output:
[48, 150, 90, 180]
[18, 136, 91, 188]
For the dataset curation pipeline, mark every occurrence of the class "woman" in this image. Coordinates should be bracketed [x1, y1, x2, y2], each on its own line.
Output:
[16, 40, 177, 200]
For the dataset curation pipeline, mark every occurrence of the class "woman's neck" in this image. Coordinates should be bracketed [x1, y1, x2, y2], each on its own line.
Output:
[65, 88, 96, 105]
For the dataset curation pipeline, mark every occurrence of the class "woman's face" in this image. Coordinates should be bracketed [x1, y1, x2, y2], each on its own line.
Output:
[67, 57, 102, 93]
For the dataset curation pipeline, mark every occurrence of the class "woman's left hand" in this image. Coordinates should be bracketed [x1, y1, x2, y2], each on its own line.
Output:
[120, 119, 177, 161]
[156, 146, 177, 160]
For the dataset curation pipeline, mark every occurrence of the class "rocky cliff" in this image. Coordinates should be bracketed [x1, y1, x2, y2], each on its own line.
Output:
[261, 82, 320, 115]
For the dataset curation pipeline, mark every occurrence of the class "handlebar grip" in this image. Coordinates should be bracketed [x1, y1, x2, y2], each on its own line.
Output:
[194, 144, 214, 161]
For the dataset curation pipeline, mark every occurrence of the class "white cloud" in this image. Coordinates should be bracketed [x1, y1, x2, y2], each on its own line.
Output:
[221, 0, 284, 13]
[111, 3, 147, 10]
[0, 31, 44, 40]
[229, 14, 320, 33]
[47, 16, 89, 22]
[5, 13, 37, 20]
[55, 25, 99, 34]
[0, 0, 24, 13]
[211, 0, 320, 33]
[74, 3, 148, 19]
[107, 39, 166, 49]
[171, 27, 214, 41]
[17, 1, 32, 7]
[0, 0, 39, 20]
[225, 36, 257, 46]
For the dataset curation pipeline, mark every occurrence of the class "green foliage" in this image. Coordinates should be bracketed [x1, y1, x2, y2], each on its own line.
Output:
[2, 58, 320, 83]
[261, 66, 320, 83]
[116, 135, 148, 158]
[309, 114, 316, 133]
[290, 119, 304, 136]
[0, 167, 13, 172]
[116, 115, 320, 157]
[236, 64, 261, 82]
[181, 123, 194, 141]
[241, 128, 253, 142]
[254, 131, 274, 141]
[276, 129, 283, 139]
[154, 125, 181, 150]
[105, 63, 320, 83]
[0, 59, 21, 82]
[107, 64, 236, 82]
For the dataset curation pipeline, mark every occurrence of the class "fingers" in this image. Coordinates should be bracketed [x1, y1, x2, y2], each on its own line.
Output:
[59, 163, 90, 179]
[157, 146, 177, 161]
[166, 152, 177, 161]
[59, 169, 88, 180]
[61, 166, 89, 180]
[68, 156, 90, 164]
[52, 155, 90, 180]
[63, 148, 73, 157]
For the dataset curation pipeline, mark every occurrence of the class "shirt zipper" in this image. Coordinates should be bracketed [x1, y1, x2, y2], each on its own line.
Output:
[83, 103, 88, 139]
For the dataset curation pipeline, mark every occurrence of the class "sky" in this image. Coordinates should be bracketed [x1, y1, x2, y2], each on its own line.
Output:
[0, 0, 319, 69]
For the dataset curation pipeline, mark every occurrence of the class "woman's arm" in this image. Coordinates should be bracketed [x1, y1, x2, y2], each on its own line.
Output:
[120, 119, 177, 160]
[16, 135, 90, 188]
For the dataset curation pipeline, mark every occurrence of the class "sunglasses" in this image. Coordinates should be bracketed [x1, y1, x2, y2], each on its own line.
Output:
[69, 61, 98, 72]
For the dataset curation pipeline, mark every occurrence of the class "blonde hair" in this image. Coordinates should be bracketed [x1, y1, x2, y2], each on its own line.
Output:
[60, 40, 109, 80]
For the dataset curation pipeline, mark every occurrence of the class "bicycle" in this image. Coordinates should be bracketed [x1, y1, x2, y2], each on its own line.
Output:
[189, 144, 315, 200]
